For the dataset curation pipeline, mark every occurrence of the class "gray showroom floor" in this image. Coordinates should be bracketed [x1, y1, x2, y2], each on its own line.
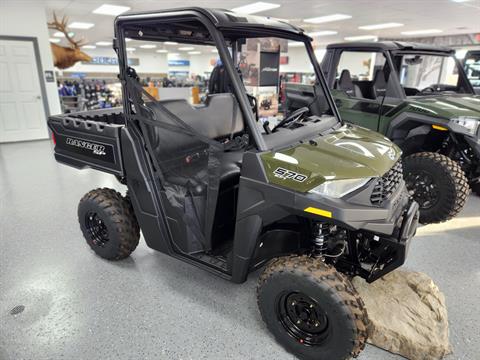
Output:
[1, 139, 479, 360]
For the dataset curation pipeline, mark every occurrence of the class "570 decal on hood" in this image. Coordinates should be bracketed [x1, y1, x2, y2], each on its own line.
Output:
[66, 138, 106, 156]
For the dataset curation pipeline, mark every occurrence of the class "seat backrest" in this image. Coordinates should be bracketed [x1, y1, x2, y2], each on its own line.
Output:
[373, 69, 388, 98]
[144, 93, 244, 157]
[337, 69, 362, 98]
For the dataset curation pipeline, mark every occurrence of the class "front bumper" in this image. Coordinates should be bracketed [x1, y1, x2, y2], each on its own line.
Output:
[365, 200, 419, 283]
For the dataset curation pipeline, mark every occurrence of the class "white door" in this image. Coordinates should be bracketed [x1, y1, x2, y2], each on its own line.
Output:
[0, 39, 49, 143]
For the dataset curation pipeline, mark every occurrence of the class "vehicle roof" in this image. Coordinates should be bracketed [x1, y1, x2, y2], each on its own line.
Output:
[326, 41, 454, 54]
[116, 7, 307, 39]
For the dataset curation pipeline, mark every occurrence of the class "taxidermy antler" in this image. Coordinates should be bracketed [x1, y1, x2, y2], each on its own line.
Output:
[48, 13, 93, 69]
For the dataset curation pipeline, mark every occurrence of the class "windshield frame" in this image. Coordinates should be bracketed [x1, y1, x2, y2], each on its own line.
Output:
[391, 50, 475, 97]
[114, 9, 341, 152]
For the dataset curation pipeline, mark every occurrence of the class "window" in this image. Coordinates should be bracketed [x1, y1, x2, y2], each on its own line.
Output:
[464, 52, 480, 87]
[396, 54, 461, 95]
[335, 51, 387, 100]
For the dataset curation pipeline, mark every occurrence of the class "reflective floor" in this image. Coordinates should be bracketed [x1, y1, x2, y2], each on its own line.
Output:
[1, 140, 479, 360]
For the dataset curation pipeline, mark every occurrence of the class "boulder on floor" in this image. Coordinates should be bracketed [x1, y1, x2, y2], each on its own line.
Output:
[352, 270, 451, 360]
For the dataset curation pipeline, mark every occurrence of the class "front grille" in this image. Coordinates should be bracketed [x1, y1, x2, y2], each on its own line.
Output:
[370, 160, 403, 206]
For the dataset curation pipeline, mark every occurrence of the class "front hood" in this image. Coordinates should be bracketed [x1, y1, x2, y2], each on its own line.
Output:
[261, 124, 401, 192]
[409, 94, 480, 119]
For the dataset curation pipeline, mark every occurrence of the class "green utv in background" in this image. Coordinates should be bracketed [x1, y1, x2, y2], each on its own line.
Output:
[312, 41, 480, 224]
[48, 9, 420, 359]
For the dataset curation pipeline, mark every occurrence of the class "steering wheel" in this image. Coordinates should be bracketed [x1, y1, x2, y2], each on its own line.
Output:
[272, 107, 309, 132]
[418, 86, 437, 95]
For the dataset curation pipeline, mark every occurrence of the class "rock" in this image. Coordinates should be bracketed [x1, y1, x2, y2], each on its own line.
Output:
[352, 270, 451, 360]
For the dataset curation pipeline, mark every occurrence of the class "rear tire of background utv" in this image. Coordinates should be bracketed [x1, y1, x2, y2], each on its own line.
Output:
[257, 256, 368, 360]
[403, 152, 469, 224]
[78, 188, 140, 260]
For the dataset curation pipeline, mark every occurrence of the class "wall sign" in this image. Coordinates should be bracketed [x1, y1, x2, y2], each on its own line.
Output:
[259, 51, 280, 87]
[44, 70, 55, 82]
[168, 59, 190, 66]
[82, 57, 139, 66]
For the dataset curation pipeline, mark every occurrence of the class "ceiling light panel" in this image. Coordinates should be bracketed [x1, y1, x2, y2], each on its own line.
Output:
[344, 35, 378, 41]
[69, 22, 94, 29]
[304, 14, 352, 24]
[82, 45, 96, 49]
[308, 30, 338, 37]
[93, 4, 131, 16]
[231, 2, 281, 15]
[188, 51, 201, 55]
[96, 41, 112, 46]
[179, 47, 195, 51]
[139, 44, 157, 49]
[49, 38, 61, 43]
[401, 29, 443, 35]
[359, 22, 404, 30]
[156, 49, 168, 53]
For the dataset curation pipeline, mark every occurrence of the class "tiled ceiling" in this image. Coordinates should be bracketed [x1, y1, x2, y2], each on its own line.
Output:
[8, 0, 480, 48]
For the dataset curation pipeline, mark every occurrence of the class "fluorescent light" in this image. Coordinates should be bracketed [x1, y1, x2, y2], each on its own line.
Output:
[53, 31, 74, 37]
[179, 47, 195, 51]
[401, 29, 443, 35]
[359, 22, 404, 30]
[81, 45, 96, 49]
[451, 0, 472, 2]
[307, 30, 338, 37]
[96, 41, 111, 46]
[126, 47, 136, 51]
[139, 44, 156, 49]
[288, 42, 305, 47]
[169, 53, 180, 56]
[344, 35, 378, 41]
[156, 49, 168, 53]
[304, 14, 352, 24]
[69, 22, 94, 29]
[164, 41, 178, 45]
[125, 38, 132, 42]
[188, 51, 201, 55]
[211, 49, 218, 53]
[93, 4, 131, 16]
[231, 2, 281, 15]
[49, 38, 61, 43]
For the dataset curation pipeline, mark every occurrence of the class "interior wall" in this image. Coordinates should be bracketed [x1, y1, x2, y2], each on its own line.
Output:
[0, 3, 61, 115]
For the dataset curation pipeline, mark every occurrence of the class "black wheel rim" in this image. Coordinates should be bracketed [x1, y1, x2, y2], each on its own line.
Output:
[405, 170, 440, 209]
[277, 292, 330, 346]
[85, 212, 109, 247]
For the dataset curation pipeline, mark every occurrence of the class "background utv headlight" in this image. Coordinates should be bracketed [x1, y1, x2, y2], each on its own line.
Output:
[309, 178, 372, 198]
[449, 116, 480, 137]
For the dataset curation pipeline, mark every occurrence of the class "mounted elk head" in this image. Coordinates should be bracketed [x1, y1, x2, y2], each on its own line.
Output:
[48, 13, 93, 69]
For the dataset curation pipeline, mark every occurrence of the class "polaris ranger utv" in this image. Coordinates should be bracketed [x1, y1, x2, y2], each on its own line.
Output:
[315, 41, 480, 224]
[48, 9, 419, 360]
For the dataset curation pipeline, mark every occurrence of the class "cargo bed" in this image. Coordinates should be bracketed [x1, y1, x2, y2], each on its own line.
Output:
[48, 107, 126, 176]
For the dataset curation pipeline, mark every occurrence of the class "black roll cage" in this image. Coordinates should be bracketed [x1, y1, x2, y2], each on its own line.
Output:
[327, 46, 475, 100]
[113, 8, 341, 152]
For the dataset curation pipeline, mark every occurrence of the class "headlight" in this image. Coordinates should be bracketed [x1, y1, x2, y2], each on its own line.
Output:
[309, 178, 372, 198]
[449, 116, 480, 137]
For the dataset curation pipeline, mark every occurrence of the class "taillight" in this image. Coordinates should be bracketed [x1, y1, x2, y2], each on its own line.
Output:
[52, 133, 56, 145]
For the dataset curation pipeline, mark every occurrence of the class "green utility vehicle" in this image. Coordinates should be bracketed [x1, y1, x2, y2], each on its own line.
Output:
[48, 9, 419, 360]
[314, 42, 480, 224]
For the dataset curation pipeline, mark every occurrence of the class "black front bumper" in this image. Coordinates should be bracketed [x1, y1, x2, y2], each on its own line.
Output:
[366, 200, 419, 283]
